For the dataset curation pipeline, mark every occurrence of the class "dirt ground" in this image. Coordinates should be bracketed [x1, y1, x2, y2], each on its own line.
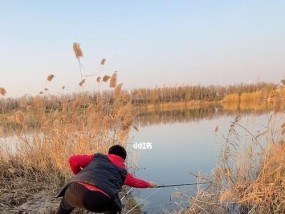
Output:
[0, 189, 115, 214]
[0, 177, 98, 214]
[0, 177, 61, 214]
[0, 177, 138, 214]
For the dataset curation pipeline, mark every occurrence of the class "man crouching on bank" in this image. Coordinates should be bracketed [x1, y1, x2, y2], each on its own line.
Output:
[56, 144, 157, 214]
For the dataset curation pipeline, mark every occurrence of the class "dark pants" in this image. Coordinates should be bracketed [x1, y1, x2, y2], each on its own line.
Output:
[56, 182, 118, 214]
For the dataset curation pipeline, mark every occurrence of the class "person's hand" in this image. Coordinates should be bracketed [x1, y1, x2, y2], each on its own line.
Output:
[149, 182, 158, 188]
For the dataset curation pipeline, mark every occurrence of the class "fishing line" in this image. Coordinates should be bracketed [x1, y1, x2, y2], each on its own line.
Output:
[120, 187, 134, 201]
[123, 182, 211, 213]
[125, 188, 160, 214]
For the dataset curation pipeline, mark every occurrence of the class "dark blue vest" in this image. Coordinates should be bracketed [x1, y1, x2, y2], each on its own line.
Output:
[58, 153, 127, 211]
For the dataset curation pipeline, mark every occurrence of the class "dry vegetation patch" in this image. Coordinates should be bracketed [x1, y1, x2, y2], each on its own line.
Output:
[177, 114, 285, 214]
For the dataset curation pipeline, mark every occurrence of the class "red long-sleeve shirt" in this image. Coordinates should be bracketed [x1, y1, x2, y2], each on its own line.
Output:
[68, 154, 151, 197]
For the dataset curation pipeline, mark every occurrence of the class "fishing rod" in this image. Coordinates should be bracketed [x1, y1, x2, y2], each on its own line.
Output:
[157, 181, 211, 188]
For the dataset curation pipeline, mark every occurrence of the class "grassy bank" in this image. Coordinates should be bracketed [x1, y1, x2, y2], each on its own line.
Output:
[0, 85, 134, 213]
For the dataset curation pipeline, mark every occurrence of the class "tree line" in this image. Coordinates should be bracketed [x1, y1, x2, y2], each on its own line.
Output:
[0, 82, 280, 114]
[130, 82, 277, 104]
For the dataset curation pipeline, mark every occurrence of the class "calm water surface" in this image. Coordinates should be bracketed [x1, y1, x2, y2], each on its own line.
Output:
[126, 110, 280, 213]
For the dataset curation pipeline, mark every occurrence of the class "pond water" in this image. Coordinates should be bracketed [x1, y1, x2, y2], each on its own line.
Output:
[1, 108, 283, 213]
[125, 109, 282, 213]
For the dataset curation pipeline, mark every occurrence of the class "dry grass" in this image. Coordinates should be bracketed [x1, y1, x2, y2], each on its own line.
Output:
[0, 43, 134, 213]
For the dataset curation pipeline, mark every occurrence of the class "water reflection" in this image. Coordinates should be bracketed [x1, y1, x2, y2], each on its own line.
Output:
[134, 107, 272, 127]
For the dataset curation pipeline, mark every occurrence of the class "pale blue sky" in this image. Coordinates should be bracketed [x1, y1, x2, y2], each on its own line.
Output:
[1, 1, 284, 97]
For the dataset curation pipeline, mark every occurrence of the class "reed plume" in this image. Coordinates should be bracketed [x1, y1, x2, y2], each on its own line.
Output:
[102, 75, 111, 82]
[73, 42, 84, 79]
[47, 74, 55, 81]
[109, 71, 117, 88]
[97, 76, 101, 83]
[79, 79, 86, 87]
[100, 58, 106, 65]
[73, 42, 83, 60]
[0, 87, 7, 96]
